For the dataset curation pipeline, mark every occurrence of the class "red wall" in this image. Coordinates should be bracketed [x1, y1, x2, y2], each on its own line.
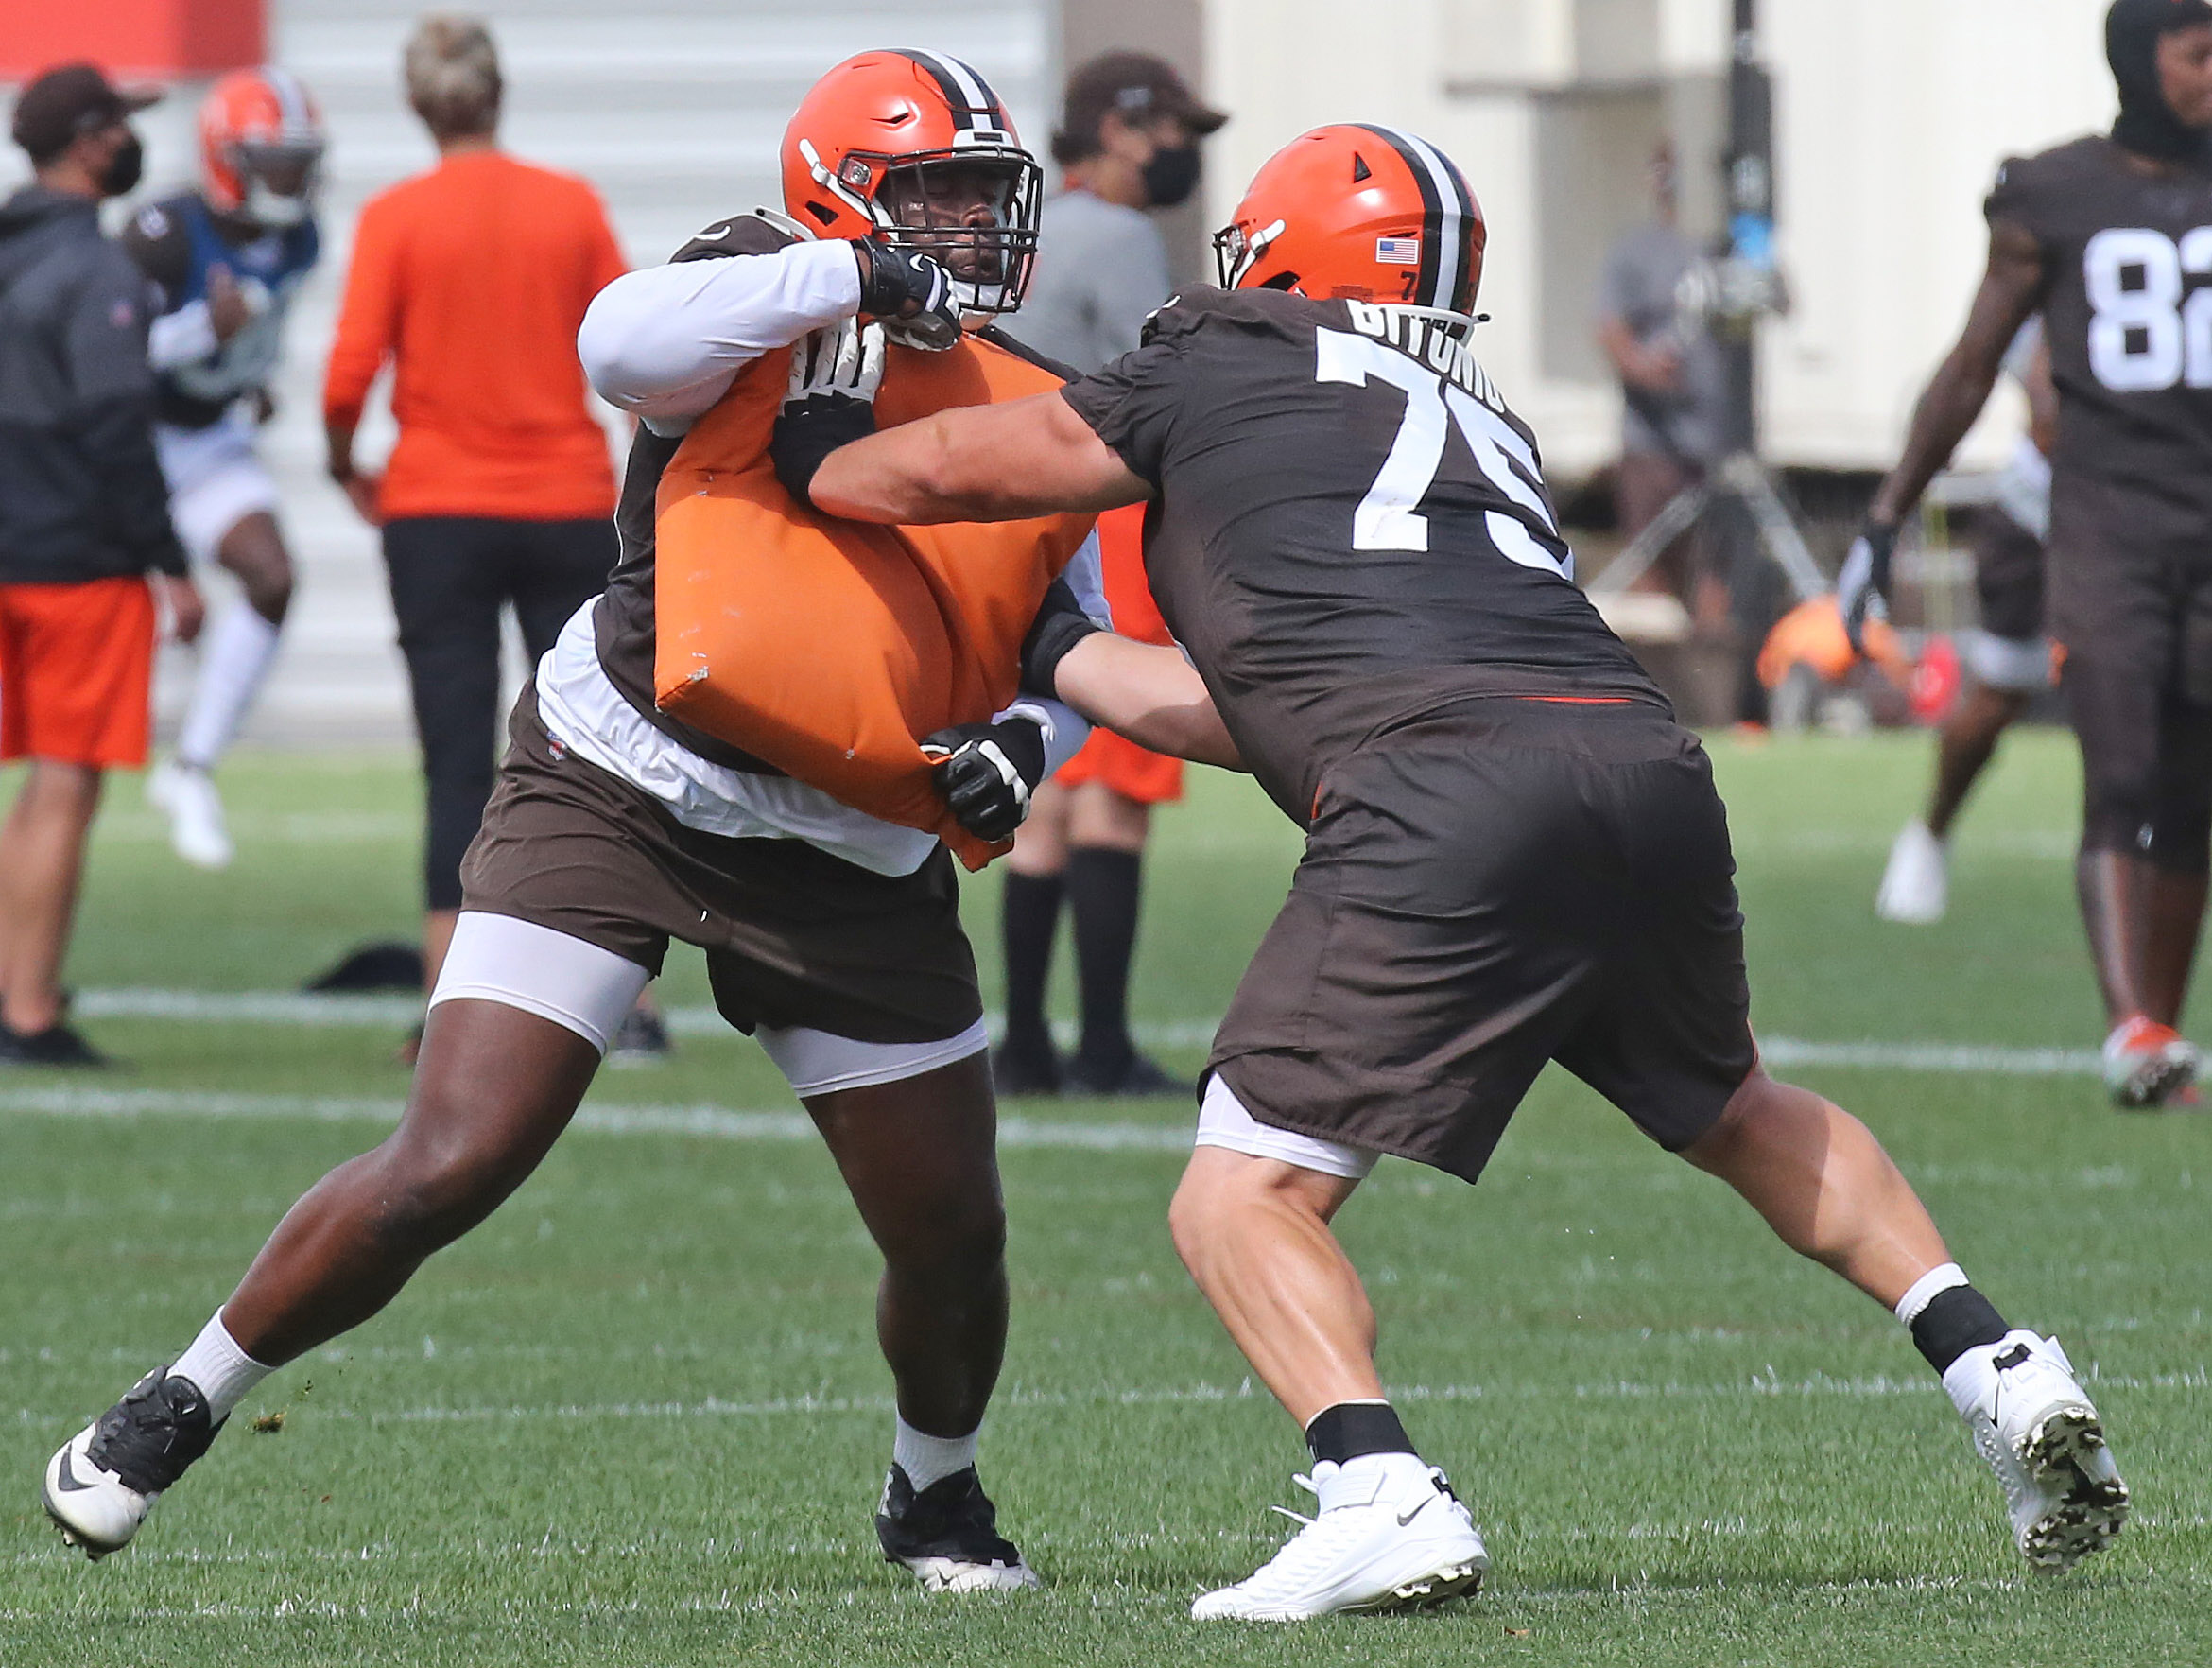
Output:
[1, 0, 267, 80]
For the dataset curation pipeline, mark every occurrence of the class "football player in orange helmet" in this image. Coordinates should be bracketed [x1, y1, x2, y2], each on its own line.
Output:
[794, 123, 2128, 1611]
[43, 48, 1222, 1596]
[782, 48, 1041, 325]
[120, 68, 326, 870]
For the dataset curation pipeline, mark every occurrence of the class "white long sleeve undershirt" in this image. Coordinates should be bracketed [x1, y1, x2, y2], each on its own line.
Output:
[578, 236, 862, 434]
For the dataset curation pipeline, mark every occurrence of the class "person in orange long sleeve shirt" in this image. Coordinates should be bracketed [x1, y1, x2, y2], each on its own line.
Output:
[322, 15, 627, 1002]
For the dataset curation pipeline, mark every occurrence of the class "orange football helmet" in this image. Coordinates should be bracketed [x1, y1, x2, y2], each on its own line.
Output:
[782, 49, 1042, 315]
[1216, 124, 1486, 317]
[200, 67, 324, 228]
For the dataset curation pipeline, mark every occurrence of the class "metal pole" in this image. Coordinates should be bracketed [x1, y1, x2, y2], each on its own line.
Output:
[1720, 0, 1773, 458]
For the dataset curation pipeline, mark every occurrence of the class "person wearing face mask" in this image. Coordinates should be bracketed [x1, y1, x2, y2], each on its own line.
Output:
[1844, 0, 2212, 1110]
[0, 64, 205, 1069]
[996, 54, 1226, 1098]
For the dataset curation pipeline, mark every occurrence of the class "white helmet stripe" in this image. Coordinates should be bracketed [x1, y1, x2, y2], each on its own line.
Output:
[260, 65, 318, 140]
[903, 48, 1001, 133]
[1394, 128, 1465, 312]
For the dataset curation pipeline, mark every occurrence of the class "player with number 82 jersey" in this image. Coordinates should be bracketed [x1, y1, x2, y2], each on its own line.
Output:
[1987, 138, 2212, 548]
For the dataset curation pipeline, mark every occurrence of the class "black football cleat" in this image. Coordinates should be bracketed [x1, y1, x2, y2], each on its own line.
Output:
[875, 1464, 1041, 1591]
[990, 1037, 1062, 1097]
[607, 1005, 674, 1068]
[0, 1020, 112, 1069]
[1062, 1049, 1189, 1099]
[43, 1370, 224, 1559]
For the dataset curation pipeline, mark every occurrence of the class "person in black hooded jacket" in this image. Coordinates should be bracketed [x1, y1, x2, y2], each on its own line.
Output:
[0, 63, 202, 1068]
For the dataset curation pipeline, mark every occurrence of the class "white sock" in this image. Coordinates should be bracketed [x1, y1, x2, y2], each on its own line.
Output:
[176, 602, 282, 770]
[171, 1311, 274, 1422]
[1892, 1261, 1969, 1327]
[893, 1416, 979, 1493]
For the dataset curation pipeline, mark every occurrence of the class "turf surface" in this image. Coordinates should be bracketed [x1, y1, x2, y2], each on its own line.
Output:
[4, 731, 2208, 1664]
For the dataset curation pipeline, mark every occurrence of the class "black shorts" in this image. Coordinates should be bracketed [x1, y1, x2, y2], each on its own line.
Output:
[1208, 700, 1755, 1185]
[2048, 482, 2212, 705]
[460, 686, 983, 1043]
[1973, 508, 2048, 647]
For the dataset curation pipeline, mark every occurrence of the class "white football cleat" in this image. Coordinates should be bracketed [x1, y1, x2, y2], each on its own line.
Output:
[147, 760, 233, 871]
[43, 1370, 223, 1560]
[1943, 1330, 2128, 1571]
[1875, 819, 1947, 924]
[1191, 1455, 1487, 1621]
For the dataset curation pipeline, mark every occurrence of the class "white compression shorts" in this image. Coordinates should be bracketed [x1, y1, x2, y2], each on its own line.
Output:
[1194, 1073, 1379, 1181]
[155, 414, 280, 567]
[427, 911, 989, 1095]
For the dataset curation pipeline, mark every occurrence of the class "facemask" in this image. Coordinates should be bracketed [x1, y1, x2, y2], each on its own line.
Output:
[2107, 0, 2212, 165]
[98, 132, 144, 197]
[1143, 145, 1201, 209]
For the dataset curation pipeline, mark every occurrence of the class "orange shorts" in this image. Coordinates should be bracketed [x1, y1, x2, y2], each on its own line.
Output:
[1056, 725, 1186, 804]
[0, 578, 157, 769]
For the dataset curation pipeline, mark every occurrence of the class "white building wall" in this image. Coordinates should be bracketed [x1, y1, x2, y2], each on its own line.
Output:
[1201, 0, 2118, 477]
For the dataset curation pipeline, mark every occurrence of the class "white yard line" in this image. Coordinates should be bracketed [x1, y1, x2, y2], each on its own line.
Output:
[62, 988, 2110, 1073]
[0, 1086, 1190, 1152]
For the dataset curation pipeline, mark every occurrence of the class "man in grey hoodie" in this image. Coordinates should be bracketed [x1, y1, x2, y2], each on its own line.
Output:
[0, 63, 201, 1067]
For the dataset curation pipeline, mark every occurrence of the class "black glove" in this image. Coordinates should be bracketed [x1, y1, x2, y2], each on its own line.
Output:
[771, 319, 883, 509]
[1018, 578, 1103, 700]
[1836, 518, 1897, 656]
[922, 710, 1050, 842]
[855, 240, 960, 352]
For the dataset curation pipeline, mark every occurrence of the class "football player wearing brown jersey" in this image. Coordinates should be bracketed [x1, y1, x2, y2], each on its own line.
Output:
[1845, 0, 2212, 1107]
[39, 50, 1218, 1595]
[787, 125, 2132, 1616]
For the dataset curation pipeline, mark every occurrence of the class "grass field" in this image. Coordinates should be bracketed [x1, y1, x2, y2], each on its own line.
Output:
[4, 728, 2209, 1665]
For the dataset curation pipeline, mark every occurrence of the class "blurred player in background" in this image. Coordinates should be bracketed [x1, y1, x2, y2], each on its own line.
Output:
[1845, 0, 2212, 1108]
[1876, 321, 2057, 924]
[125, 69, 325, 870]
[320, 15, 630, 1039]
[800, 121, 2132, 1618]
[994, 54, 1224, 1097]
[0, 66, 201, 1069]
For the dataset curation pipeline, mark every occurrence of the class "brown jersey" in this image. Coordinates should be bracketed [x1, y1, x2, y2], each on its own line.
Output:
[1061, 287, 1666, 828]
[1989, 136, 2212, 553]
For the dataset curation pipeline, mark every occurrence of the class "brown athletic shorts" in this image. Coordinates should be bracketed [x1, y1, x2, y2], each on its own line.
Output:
[1208, 698, 1755, 1184]
[460, 686, 982, 1043]
[1973, 508, 2048, 647]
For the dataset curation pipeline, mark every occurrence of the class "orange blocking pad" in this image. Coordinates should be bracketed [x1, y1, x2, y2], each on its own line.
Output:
[652, 334, 1094, 871]
[0, 578, 157, 769]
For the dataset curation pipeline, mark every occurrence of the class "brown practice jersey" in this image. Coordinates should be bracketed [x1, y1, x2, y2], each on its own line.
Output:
[1061, 287, 1666, 827]
[1990, 137, 2212, 552]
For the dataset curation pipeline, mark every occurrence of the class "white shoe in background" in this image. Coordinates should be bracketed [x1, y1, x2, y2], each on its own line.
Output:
[147, 759, 233, 871]
[1943, 1329, 2129, 1570]
[1190, 1454, 1487, 1620]
[1876, 818, 1947, 923]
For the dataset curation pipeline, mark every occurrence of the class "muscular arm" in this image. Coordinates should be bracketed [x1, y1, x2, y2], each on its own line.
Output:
[1867, 217, 2047, 525]
[1052, 633, 1243, 771]
[808, 390, 1150, 524]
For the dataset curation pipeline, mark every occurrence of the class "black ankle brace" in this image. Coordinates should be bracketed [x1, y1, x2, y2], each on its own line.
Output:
[1910, 1285, 2011, 1375]
[1305, 1401, 1416, 1466]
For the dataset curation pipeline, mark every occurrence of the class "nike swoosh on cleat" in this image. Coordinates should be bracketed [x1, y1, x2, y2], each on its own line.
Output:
[52, 1450, 98, 1493]
[1397, 1491, 1435, 1526]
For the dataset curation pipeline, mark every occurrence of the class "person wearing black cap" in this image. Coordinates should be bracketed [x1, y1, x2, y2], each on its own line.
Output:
[0, 64, 203, 1068]
[995, 53, 1225, 1097]
[1844, 0, 2212, 1110]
